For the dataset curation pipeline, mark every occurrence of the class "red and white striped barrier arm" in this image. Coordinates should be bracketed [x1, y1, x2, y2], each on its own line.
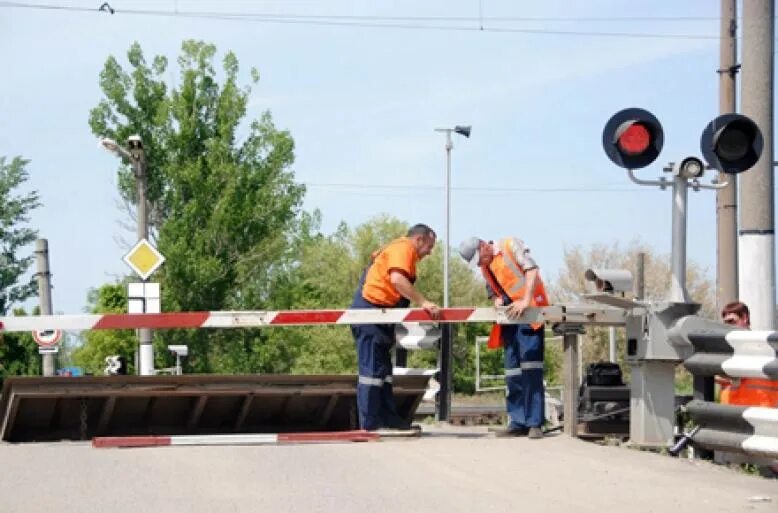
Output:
[0, 304, 626, 333]
[0, 307, 505, 332]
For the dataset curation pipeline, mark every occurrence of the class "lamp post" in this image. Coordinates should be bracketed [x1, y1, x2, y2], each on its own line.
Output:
[100, 135, 154, 376]
[433, 125, 471, 308]
[432, 125, 470, 422]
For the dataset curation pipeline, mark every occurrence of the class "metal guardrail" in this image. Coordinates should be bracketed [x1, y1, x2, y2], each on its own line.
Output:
[685, 400, 778, 458]
[682, 329, 778, 380]
[675, 323, 778, 458]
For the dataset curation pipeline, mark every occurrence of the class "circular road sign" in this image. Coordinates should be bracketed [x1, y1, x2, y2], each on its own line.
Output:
[32, 329, 63, 347]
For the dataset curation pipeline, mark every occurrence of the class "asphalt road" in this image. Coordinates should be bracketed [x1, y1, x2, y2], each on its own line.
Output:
[1, 425, 775, 513]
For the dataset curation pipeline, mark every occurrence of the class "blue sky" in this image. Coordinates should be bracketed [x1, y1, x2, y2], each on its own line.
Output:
[0, 0, 766, 315]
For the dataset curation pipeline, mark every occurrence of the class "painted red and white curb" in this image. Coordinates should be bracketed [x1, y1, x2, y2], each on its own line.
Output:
[0, 306, 564, 332]
[93, 429, 379, 448]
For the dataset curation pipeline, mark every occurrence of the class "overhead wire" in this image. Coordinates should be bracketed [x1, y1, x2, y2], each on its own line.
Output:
[302, 182, 656, 193]
[0, 1, 725, 40]
[0, 2, 731, 21]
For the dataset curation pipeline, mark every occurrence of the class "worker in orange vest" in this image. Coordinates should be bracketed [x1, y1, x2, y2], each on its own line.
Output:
[350, 224, 441, 431]
[458, 236, 550, 438]
[719, 301, 778, 408]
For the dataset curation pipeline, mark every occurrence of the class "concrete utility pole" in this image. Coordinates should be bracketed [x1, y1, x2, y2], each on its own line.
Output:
[635, 252, 645, 301]
[716, 0, 738, 312]
[740, 0, 775, 330]
[35, 239, 55, 377]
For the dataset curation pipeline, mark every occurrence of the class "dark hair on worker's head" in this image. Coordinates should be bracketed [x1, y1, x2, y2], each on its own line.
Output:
[407, 223, 436, 239]
[721, 301, 749, 320]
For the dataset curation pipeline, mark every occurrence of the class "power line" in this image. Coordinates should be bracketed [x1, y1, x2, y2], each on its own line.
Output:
[303, 182, 654, 193]
[0, 2, 724, 40]
[303, 181, 778, 195]
[0, 2, 730, 22]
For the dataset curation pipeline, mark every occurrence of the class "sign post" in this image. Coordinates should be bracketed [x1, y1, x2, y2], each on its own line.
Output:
[122, 238, 166, 376]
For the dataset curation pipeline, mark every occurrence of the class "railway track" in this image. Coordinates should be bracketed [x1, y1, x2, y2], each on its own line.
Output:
[414, 404, 505, 425]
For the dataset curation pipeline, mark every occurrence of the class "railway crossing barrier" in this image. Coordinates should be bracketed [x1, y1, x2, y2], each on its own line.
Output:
[0, 303, 627, 441]
[0, 305, 626, 332]
[5, 301, 776, 455]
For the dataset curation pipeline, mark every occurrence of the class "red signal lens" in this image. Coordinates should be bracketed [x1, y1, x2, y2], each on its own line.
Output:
[617, 123, 651, 156]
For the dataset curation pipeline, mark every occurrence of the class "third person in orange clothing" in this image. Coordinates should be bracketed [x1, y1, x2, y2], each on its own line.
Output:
[458, 236, 550, 438]
[720, 301, 778, 408]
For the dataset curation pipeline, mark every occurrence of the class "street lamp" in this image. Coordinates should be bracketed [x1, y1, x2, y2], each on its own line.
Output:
[433, 125, 471, 308]
[100, 135, 154, 376]
[100, 136, 148, 241]
[432, 125, 470, 423]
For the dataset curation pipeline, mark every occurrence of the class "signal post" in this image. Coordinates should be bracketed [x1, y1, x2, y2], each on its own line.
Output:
[601, 107, 763, 446]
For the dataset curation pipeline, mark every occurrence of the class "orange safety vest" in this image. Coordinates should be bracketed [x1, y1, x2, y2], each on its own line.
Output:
[721, 377, 778, 408]
[482, 238, 550, 348]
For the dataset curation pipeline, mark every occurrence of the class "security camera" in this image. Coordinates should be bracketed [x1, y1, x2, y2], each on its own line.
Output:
[584, 268, 634, 295]
[127, 134, 143, 150]
[167, 344, 188, 357]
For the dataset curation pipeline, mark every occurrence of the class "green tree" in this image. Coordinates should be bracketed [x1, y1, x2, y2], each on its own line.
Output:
[87, 41, 305, 373]
[71, 283, 136, 375]
[0, 156, 39, 316]
[0, 309, 41, 380]
[0, 156, 41, 381]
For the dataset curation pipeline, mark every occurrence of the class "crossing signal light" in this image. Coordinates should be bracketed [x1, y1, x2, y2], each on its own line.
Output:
[700, 114, 763, 174]
[602, 108, 664, 169]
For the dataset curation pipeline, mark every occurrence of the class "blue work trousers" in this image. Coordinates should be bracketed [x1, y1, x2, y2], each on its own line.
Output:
[351, 320, 399, 430]
[502, 324, 545, 429]
[350, 263, 409, 430]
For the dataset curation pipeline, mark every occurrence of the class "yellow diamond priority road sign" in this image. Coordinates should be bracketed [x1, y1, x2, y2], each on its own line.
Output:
[123, 239, 166, 280]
